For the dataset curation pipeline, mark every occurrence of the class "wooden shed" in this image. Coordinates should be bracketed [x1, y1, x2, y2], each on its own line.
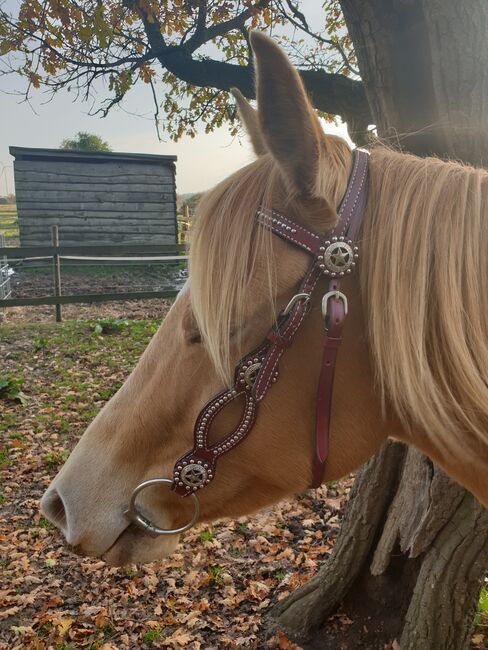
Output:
[9, 146, 177, 246]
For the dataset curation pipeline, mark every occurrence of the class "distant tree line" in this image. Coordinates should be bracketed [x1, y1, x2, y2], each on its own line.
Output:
[60, 132, 112, 152]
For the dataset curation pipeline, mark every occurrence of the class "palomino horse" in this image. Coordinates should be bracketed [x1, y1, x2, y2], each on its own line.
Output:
[41, 33, 488, 565]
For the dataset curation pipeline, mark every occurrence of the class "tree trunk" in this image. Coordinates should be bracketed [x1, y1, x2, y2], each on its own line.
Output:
[272, 445, 488, 649]
[272, 1, 488, 647]
[342, 0, 488, 165]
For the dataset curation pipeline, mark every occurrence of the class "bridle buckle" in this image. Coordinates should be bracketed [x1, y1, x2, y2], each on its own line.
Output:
[322, 291, 348, 334]
[322, 291, 348, 317]
[282, 292, 311, 316]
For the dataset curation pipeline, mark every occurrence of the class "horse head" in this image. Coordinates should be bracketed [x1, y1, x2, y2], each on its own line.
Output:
[41, 32, 488, 565]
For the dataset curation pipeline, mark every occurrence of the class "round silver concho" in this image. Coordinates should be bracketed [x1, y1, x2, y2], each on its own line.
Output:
[243, 362, 262, 388]
[317, 236, 359, 277]
[180, 463, 209, 488]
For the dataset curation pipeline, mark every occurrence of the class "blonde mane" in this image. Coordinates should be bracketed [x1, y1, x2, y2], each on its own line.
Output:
[364, 147, 488, 460]
[190, 136, 488, 464]
[189, 137, 351, 385]
[189, 154, 280, 385]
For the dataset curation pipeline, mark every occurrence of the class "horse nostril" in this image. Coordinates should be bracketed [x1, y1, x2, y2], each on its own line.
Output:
[40, 488, 68, 532]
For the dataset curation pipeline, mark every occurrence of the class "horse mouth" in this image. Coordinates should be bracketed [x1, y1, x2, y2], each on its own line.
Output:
[100, 520, 180, 566]
[99, 522, 141, 565]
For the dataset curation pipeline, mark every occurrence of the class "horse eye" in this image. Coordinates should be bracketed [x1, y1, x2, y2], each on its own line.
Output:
[182, 306, 202, 344]
[188, 330, 202, 345]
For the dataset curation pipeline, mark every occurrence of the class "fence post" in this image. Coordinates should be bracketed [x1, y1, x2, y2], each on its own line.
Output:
[51, 225, 62, 322]
[182, 205, 190, 244]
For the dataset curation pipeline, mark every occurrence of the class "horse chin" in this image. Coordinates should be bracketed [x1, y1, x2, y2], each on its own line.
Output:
[101, 525, 180, 566]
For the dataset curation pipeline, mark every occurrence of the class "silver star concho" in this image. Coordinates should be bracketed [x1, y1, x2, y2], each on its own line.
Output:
[317, 236, 359, 277]
[180, 463, 208, 489]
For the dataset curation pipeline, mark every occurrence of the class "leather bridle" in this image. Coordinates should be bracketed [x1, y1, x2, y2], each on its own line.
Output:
[125, 149, 369, 536]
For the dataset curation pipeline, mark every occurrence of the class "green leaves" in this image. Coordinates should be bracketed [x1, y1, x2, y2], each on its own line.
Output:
[93, 318, 129, 335]
[60, 131, 111, 152]
[476, 585, 488, 627]
[0, 1, 353, 141]
[93, 3, 110, 48]
[0, 375, 29, 405]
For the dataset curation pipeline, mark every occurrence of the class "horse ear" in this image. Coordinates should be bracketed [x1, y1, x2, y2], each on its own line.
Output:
[250, 31, 324, 196]
[230, 87, 267, 156]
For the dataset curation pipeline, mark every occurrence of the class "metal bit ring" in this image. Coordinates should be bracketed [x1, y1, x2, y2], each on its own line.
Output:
[124, 478, 200, 537]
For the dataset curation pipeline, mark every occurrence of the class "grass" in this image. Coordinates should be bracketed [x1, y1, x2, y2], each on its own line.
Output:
[477, 585, 488, 627]
[0, 319, 160, 447]
[0, 205, 18, 241]
[141, 627, 162, 645]
[275, 569, 286, 581]
[43, 449, 70, 469]
[208, 565, 224, 586]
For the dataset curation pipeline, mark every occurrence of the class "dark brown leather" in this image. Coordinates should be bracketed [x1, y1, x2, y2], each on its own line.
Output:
[312, 278, 345, 487]
[256, 207, 323, 256]
[172, 149, 369, 497]
[310, 149, 369, 486]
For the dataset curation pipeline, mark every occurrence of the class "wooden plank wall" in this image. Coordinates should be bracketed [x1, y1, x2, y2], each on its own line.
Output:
[14, 159, 177, 246]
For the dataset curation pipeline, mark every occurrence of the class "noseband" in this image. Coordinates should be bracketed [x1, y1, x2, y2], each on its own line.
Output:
[125, 149, 369, 536]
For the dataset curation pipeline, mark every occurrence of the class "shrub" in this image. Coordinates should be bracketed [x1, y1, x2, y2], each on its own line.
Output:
[93, 318, 128, 335]
[0, 375, 29, 404]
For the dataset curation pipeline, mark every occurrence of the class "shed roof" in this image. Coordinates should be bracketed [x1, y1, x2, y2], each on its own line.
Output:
[9, 146, 177, 165]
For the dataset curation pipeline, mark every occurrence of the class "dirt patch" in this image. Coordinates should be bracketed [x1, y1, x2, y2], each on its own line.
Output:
[2, 298, 173, 324]
[2, 262, 186, 323]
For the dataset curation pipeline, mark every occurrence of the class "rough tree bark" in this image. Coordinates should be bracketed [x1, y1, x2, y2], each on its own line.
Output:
[343, 0, 488, 165]
[273, 445, 488, 648]
[272, 1, 488, 648]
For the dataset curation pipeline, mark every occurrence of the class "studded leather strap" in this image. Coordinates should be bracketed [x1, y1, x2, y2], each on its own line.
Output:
[172, 150, 369, 496]
[256, 208, 323, 256]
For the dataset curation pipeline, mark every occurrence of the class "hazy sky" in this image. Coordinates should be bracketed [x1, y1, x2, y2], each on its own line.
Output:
[0, 78, 260, 195]
[0, 3, 350, 196]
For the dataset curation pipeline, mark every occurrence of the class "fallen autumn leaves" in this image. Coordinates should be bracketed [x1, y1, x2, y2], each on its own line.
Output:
[0, 316, 351, 649]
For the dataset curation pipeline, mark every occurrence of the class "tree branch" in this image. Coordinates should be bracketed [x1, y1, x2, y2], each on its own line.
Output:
[204, 0, 271, 46]
[2, 0, 372, 141]
[184, 0, 208, 51]
[277, 0, 359, 75]
[158, 49, 371, 131]
[128, 0, 371, 132]
[185, 0, 272, 52]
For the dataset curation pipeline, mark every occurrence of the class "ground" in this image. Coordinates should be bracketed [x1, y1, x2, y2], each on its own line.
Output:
[0, 205, 18, 246]
[0, 310, 353, 650]
[1, 304, 486, 649]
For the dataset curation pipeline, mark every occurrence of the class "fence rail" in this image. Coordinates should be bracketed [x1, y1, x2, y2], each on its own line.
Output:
[3, 290, 180, 308]
[0, 238, 186, 320]
[0, 243, 186, 258]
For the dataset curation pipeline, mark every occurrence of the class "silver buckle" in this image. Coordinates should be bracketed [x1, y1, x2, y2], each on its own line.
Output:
[321, 291, 348, 317]
[282, 292, 311, 316]
[124, 478, 200, 537]
[322, 291, 348, 334]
